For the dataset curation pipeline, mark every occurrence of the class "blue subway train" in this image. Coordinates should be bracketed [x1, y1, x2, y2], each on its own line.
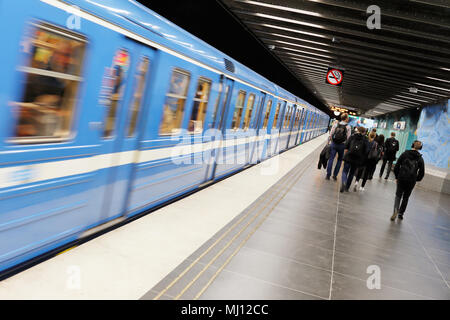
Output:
[0, 0, 329, 274]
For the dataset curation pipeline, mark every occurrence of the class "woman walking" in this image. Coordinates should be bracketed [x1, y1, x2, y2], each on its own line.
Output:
[354, 132, 381, 191]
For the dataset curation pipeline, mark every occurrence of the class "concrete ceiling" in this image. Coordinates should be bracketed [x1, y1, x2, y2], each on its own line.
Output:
[219, 0, 450, 117]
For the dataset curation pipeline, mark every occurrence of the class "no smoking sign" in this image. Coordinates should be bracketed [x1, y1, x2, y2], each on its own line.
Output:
[325, 68, 344, 86]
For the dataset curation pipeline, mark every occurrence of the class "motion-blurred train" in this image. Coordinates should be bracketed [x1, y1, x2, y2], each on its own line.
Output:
[0, 0, 329, 275]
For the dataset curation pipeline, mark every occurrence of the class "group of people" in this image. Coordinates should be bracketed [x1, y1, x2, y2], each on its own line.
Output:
[324, 113, 425, 221]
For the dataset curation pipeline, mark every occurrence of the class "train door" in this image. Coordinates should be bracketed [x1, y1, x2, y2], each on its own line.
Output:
[286, 105, 298, 149]
[279, 102, 293, 151]
[295, 107, 305, 145]
[205, 77, 234, 181]
[249, 92, 267, 164]
[214, 82, 259, 179]
[271, 100, 287, 155]
[300, 109, 310, 143]
[97, 40, 155, 222]
[289, 107, 301, 148]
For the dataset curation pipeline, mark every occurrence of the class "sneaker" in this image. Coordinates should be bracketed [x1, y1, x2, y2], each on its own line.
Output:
[325, 176, 330, 180]
[332, 176, 337, 181]
[359, 187, 365, 192]
[384, 176, 388, 180]
[390, 210, 398, 221]
[398, 214, 403, 220]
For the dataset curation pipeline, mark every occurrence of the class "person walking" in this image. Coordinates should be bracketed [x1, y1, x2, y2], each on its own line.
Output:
[340, 126, 369, 192]
[326, 113, 351, 181]
[390, 141, 425, 221]
[353, 131, 382, 191]
[380, 132, 399, 179]
[369, 134, 385, 179]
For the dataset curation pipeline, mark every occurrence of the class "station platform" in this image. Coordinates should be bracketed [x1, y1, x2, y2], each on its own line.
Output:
[0, 134, 449, 300]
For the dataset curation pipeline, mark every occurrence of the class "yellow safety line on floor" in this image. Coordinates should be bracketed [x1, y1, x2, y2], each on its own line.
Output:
[153, 154, 308, 300]
[172, 154, 315, 300]
[193, 157, 314, 300]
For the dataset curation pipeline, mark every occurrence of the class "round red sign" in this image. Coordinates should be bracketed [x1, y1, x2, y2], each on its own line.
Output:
[326, 69, 343, 85]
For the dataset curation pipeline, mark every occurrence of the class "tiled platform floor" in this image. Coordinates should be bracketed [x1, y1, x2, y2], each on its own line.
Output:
[144, 149, 450, 300]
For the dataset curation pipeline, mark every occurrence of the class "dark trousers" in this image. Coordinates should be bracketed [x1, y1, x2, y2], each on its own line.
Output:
[380, 159, 393, 178]
[369, 159, 380, 179]
[394, 180, 415, 214]
[362, 161, 377, 187]
[326, 142, 345, 178]
[342, 162, 359, 190]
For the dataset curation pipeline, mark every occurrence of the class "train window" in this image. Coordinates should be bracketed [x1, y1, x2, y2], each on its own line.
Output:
[231, 91, 246, 130]
[272, 102, 281, 129]
[242, 94, 255, 130]
[188, 77, 211, 134]
[216, 85, 229, 128]
[103, 49, 130, 138]
[301, 109, 307, 128]
[294, 110, 300, 128]
[283, 106, 291, 129]
[160, 69, 191, 135]
[12, 23, 86, 142]
[127, 57, 150, 137]
[262, 100, 272, 129]
[299, 109, 305, 128]
[211, 82, 222, 126]
[287, 107, 293, 128]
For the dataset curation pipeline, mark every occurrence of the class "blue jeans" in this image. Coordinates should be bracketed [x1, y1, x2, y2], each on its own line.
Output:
[326, 142, 345, 178]
[342, 161, 359, 190]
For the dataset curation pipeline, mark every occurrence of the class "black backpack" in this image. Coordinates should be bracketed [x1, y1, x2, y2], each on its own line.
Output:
[398, 157, 420, 181]
[385, 138, 398, 153]
[398, 158, 419, 181]
[332, 124, 347, 144]
[368, 141, 380, 160]
[348, 136, 365, 158]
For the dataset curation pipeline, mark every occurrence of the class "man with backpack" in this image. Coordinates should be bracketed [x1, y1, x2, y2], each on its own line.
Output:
[340, 126, 369, 192]
[326, 113, 351, 180]
[390, 141, 425, 221]
[380, 132, 399, 179]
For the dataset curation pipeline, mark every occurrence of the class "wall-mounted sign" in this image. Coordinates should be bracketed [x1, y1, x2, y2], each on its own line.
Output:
[393, 121, 406, 130]
[326, 68, 344, 86]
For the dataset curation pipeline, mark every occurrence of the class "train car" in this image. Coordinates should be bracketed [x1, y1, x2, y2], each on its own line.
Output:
[0, 0, 329, 274]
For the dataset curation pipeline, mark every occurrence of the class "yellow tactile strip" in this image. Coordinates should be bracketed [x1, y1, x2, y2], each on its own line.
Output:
[142, 145, 322, 300]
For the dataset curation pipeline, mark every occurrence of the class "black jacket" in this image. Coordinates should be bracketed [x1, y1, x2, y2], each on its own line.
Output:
[394, 150, 425, 184]
[318, 145, 331, 170]
[343, 133, 369, 166]
[383, 137, 399, 161]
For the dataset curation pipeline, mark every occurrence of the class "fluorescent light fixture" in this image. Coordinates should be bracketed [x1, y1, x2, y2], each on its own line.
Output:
[236, 0, 323, 18]
[256, 22, 328, 38]
[277, 46, 333, 59]
[252, 12, 325, 30]
[413, 82, 450, 92]
[269, 39, 331, 53]
[425, 76, 450, 84]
